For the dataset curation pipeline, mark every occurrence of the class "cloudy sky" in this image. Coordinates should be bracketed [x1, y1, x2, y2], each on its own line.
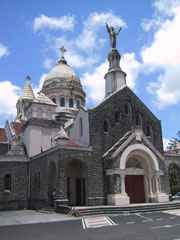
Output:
[0, 0, 180, 148]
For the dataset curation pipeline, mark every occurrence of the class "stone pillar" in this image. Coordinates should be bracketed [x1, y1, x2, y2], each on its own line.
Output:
[154, 175, 169, 203]
[107, 172, 129, 206]
[121, 174, 126, 194]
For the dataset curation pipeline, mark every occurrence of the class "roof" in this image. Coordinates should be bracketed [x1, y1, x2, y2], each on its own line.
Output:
[44, 60, 78, 83]
[35, 92, 56, 106]
[0, 128, 7, 142]
[22, 79, 35, 100]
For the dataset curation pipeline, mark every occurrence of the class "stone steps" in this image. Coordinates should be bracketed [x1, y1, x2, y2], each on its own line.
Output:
[56, 201, 180, 217]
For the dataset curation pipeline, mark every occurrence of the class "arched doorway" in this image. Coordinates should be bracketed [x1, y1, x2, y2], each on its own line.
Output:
[48, 161, 57, 206]
[168, 163, 180, 195]
[66, 160, 87, 206]
[119, 144, 163, 204]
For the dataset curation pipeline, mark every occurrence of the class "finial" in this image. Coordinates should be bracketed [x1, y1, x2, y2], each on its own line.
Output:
[58, 46, 67, 64]
[25, 75, 31, 83]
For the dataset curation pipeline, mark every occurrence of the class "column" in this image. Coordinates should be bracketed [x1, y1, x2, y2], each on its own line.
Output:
[155, 176, 160, 193]
[121, 174, 126, 195]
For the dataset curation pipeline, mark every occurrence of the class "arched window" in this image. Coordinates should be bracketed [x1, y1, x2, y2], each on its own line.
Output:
[114, 111, 120, 123]
[103, 120, 109, 133]
[52, 98, 56, 104]
[76, 99, 80, 108]
[69, 98, 74, 108]
[35, 172, 41, 192]
[124, 102, 132, 118]
[4, 174, 11, 191]
[60, 97, 65, 107]
[146, 125, 152, 137]
[79, 117, 83, 137]
[135, 114, 143, 127]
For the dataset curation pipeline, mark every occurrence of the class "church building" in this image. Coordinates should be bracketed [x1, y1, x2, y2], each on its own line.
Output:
[0, 27, 170, 210]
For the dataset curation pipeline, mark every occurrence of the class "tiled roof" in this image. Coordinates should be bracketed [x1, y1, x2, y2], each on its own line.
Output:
[0, 128, 7, 142]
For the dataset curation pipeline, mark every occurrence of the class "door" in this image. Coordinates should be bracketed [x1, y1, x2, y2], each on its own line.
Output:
[76, 178, 86, 206]
[125, 175, 145, 203]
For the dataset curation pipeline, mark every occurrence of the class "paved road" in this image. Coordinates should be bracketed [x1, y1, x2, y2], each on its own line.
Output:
[1, 210, 180, 240]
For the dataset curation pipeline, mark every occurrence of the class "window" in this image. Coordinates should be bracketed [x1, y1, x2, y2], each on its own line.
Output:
[69, 98, 74, 108]
[124, 102, 132, 117]
[146, 125, 153, 140]
[114, 111, 120, 123]
[52, 98, 56, 104]
[76, 99, 80, 108]
[135, 114, 143, 127]
[35, 172, 40, 192]
[60, 97, 65, 107]
[4, 174, 11, 191]
[103, 120, 109, 133]
[79, 117, 83, 137]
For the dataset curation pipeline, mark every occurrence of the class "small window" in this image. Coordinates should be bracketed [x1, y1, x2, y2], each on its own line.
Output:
[146, 125, 153, 138]
[60, 97, 65, 107]
[52, 98, 56, 104]
[115, 111, 120, 123]
[69, 98, 74, 108]
[76, 99, 80, 108]
[4, 174, 11, 191]
[135, 114, 143, 127]
[79, 117, 83, 137]
[104, 120, 109, 133]
[35, 172, 40, 192]
[124, 103, 132, 116]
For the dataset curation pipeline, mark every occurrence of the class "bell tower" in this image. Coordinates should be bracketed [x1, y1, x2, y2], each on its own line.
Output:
[104, 24, 126, 97]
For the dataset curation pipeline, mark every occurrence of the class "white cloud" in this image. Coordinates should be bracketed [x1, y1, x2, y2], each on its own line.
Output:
[76, 12, 126, 52]
[121, 53, 142, 89]
[141, 1, 180, 108]
[42, 12, 126, 70]
[33, 14, 75, 32]
[0, 81, 20, 116]
[82, 61, 108, 103]
[0, 43, 9, 58]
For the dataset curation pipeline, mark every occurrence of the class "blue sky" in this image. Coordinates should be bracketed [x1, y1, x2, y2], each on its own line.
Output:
[0, 0, 180, 147]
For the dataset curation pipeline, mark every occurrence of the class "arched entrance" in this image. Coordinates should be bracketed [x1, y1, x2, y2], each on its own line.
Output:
[168, 163, 180, 195]
[119, 144, 167, 204]
[48, 161, 57, 206]
[66, 160, 87, 206]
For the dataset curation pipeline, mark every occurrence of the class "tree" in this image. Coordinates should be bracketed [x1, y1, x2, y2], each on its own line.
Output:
[167, 131, 180, 151]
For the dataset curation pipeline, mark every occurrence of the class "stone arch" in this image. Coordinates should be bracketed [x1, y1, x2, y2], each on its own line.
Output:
[66, 159, 87, 206]
[120, 143, 159, 172]
[168, 163, 180, 195]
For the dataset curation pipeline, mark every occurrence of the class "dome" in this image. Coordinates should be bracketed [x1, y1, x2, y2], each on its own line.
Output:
[44, 58, 79, 84]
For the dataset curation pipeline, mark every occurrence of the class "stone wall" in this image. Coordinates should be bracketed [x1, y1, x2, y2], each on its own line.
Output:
[29, 146, 104, 208]
[0, 161, 28, 210]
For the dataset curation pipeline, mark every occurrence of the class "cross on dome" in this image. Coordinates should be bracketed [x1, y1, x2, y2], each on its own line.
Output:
[59, 46, 67, 58]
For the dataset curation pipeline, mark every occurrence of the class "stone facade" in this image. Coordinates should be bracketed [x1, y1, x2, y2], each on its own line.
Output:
[0, 31, 176, 210]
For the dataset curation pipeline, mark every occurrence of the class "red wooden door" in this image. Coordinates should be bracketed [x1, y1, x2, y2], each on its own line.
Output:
[125, 175, 145, 203]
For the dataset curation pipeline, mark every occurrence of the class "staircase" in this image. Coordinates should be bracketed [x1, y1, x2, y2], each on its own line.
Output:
[56, 201, 180, 217]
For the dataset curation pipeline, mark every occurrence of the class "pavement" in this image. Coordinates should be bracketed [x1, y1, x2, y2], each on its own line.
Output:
[0, 210, 76, 227]
[1, 209, 180, 239]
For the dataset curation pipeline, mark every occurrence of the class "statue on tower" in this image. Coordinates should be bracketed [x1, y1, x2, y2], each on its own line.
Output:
[106, 23, 122, 49]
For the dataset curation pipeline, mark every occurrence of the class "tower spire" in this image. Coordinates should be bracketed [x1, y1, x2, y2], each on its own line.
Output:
[22, 75, 35, 99]
[104, 24, 126, 97]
